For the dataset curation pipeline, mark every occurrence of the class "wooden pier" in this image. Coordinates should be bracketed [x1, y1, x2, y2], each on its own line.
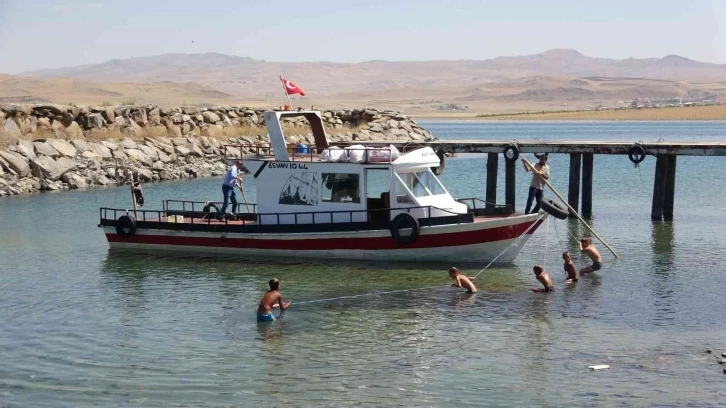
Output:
[340, 141, 726, 221]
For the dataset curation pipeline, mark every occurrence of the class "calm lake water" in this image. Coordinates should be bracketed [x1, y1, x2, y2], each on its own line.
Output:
[1, 121, 726, 407]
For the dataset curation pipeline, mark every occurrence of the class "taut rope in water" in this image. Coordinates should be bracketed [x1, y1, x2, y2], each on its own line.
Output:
[292, 213, 547, 307]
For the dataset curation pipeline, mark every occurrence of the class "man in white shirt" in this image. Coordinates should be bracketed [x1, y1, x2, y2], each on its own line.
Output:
[523, 154, 550, 214]
[221, 160, 244, 216]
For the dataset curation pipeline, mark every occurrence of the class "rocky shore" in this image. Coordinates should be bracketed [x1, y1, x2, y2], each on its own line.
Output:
[0, 105, 434, 197]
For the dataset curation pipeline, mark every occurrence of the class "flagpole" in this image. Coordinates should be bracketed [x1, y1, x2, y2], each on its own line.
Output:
[279, 75, 293, 110]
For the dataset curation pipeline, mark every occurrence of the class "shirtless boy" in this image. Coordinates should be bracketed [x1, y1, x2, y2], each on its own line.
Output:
[562, 251, 578, 283]
[257, 278, 290, 322]
[578, 237, 603, 275]
[531, 265, 554, 293]
[449, 267, 477, 293]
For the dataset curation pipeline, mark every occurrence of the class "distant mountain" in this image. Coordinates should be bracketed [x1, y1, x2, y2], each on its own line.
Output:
[20, 49, 726, 98]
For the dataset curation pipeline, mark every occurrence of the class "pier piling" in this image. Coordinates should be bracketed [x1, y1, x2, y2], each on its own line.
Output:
[663, 155, 677, 221]
[505, 159, 516, 210]
[485, 153, 498, 209]
[568, 153, 582, 217]
[651, 155, 669, 221]
[581, 153, 594, 217]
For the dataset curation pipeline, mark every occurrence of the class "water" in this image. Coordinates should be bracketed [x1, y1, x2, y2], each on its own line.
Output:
[1, 121, 726, 407]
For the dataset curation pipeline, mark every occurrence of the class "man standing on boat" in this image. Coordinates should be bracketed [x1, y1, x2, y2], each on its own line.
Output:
[523, 154, 550, 214]
[221, 160, 244, 217]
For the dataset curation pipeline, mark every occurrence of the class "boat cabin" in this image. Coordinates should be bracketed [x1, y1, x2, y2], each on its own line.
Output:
[231, 110, 468, 225]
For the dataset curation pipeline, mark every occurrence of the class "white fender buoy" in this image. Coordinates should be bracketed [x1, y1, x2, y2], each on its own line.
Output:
[589, 365, 610, 370]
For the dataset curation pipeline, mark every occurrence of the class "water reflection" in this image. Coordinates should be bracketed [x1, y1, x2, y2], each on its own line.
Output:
[649, 221, 678, 325]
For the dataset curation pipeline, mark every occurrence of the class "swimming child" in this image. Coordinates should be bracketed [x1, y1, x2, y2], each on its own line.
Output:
[578, 237, 603, 275]
[531, 265, 554, 293]
[563, 251, 578, 283]
[257, 278, 290, 322]
[449, 267, 477, 293]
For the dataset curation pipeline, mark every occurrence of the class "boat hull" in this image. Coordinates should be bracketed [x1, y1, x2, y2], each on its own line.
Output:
[103, 213, 543, 263]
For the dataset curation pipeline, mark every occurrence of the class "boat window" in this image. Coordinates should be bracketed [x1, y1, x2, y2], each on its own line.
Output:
[395, 178, 415, 204]
[321, 173, 360, 203]
[416, 171, 447, 195]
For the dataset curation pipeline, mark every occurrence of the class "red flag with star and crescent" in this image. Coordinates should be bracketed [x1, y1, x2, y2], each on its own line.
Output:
[280, 77, 305, 96]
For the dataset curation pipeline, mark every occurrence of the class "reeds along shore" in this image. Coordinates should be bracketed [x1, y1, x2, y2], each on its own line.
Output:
[0, 104, 434, 197]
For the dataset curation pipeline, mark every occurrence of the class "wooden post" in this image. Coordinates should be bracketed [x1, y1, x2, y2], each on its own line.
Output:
[568, 153, 582, 217]
[485, 153, 498, 209]
[505, 158, 516, 211]
[651, 155, 668, 221]
[581, 153, 593, 217]
[663, 155, 677, 221]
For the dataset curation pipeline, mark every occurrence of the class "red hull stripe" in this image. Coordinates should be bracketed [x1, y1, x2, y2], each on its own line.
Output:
[107, 220, 542, 251]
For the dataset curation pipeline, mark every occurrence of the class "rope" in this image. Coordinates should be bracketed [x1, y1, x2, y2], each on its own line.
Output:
[472, 212, 546, 280]
[552, 218, 565, 254]
[294, 213, 547, 306]
[543, 215, 550, 270]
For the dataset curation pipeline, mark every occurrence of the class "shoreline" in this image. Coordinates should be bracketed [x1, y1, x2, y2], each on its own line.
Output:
[413, 104, 726, 121]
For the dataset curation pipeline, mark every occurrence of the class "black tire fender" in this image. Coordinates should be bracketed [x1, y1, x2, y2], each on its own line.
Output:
[504, 145, 520, 162]
[203, 202, 220, 213]
[390, 213, 420, 244]
[116, 214, 137, 238]
[540, 198, 569, 220]
[628, 144, 646, 164]
[432, 149, 446, 176]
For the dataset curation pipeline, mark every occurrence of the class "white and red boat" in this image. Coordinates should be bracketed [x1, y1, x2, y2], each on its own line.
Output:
[100, 110, 543, 262]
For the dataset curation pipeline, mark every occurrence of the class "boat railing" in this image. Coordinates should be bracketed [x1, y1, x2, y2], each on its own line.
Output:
[222, 143, 397, 164]
[162, 199, 257, 214]
[456, 197, 514, 216]
[99, 203, 469, 227]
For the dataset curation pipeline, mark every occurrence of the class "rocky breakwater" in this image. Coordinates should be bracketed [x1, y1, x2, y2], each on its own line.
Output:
[0, 104, 434, 197]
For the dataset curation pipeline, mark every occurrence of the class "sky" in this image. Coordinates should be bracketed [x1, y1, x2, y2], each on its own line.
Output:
[1, 0, 726, 73]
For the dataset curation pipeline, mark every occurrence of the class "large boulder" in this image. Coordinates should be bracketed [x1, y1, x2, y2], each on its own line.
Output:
[61, 172, 87, 189]
[88, 142, 112, 159]
[71, 139, 91, 153]
[32, 156, 77, 181]
[102, 107, 115, 124]
[174, 145, 191, 156]
[148, 108, 161, 126]
[46, 139, 77, 158]
[2, 118, 22, 140]
[201, 111, 221, 123]
[119, 138, 138, 149]
[33, 141, 61, 158]
[85, 113, 106, 129]
[138, 144, 159, 161]
[130, 108, 148, 126]
[125, 149, 153, 166]
[65, 121, 85, 139]
[0, 150, 31, 177]
[15, 143, 37, 161]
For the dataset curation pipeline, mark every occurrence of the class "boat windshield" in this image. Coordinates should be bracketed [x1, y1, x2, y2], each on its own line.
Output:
[398, 171, 447, 198]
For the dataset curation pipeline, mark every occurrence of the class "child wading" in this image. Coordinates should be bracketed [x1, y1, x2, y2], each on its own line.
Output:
[448, 267, 477, 294]
[563, 251, 578, 283]
[531, 265, 554, 293]
[257, 278, 290, 322]
[579, 237, 603, 275]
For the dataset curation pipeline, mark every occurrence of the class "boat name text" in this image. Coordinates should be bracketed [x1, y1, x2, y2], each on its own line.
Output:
[268, 162, 309, 170]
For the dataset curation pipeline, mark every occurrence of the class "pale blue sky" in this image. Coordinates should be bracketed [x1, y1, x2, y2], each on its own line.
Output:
[1, 0, 725, 73]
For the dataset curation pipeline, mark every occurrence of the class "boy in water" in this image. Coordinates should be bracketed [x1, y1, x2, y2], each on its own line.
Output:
[578, 237, 603, 275]
[563, 251, 578, 283]
[449, 267, 477, 293]
[257, 278, 290, 322]
[531, 265, 554, 293]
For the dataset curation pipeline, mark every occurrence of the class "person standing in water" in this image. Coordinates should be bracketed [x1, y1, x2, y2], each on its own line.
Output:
[257, 278, 290, 322]
[579, 237, 603, 274]
[531, 265, 554, 293]
[449, 267, 477, 294]
[563, 251, 579, 283]
[523, 154, 550, 214]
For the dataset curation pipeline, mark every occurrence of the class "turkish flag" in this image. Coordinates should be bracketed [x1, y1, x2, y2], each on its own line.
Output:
[281, 77, 305, 96]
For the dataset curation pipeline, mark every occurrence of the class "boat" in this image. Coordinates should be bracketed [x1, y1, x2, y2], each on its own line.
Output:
[99, 110, 544, 262]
